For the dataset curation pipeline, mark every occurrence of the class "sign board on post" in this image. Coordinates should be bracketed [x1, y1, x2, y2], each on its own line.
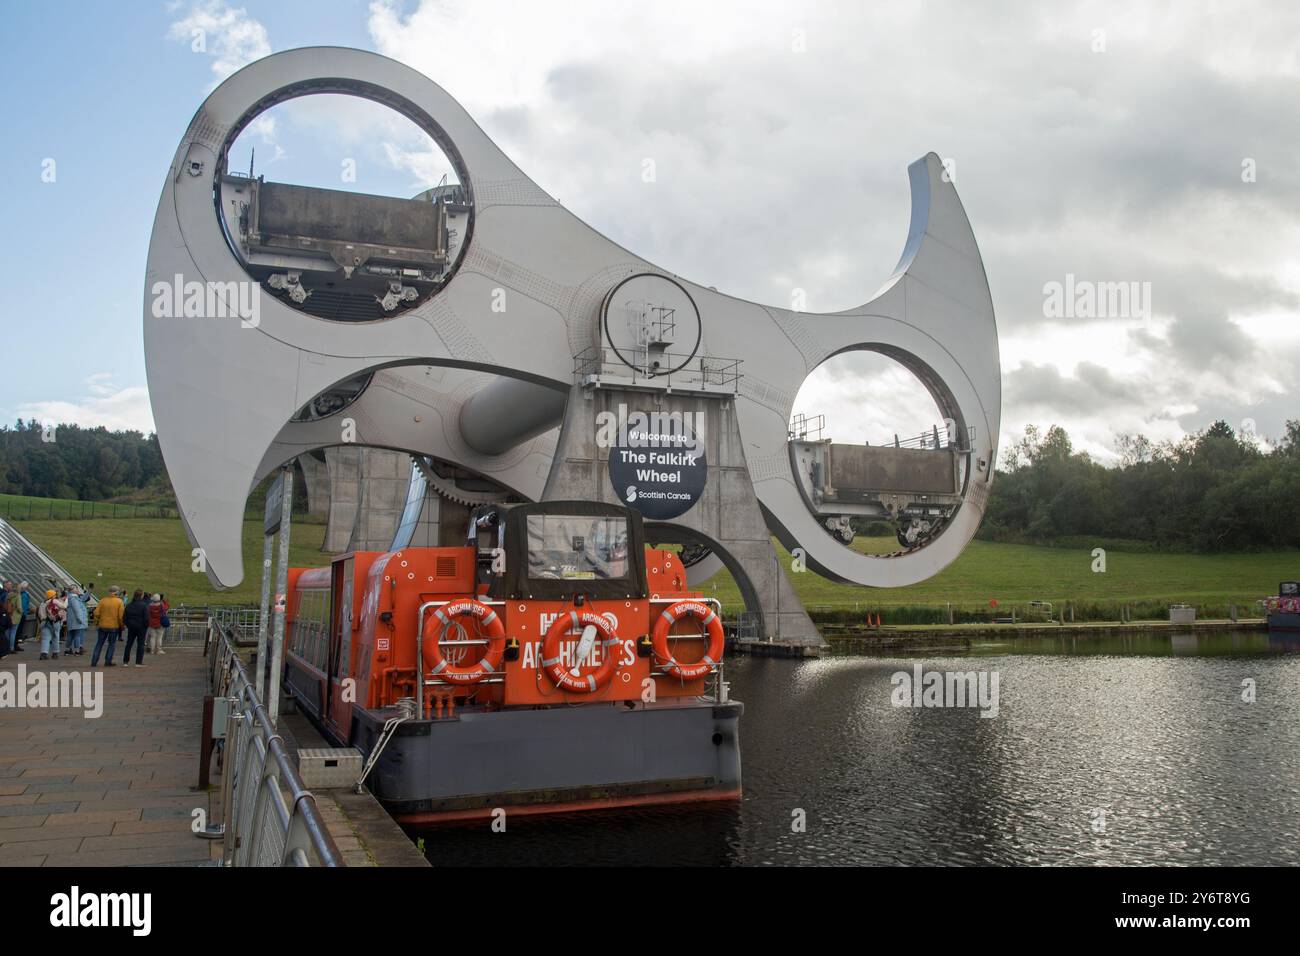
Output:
[264, 473, 285, 536]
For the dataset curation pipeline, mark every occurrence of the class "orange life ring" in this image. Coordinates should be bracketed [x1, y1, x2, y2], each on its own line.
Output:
[541, 611, 622, 694]
[652, 600, 724, 680]
[422, 599, 507, 684]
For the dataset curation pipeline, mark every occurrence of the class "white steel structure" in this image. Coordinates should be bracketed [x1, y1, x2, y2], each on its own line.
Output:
[144, 47, 1000, 635]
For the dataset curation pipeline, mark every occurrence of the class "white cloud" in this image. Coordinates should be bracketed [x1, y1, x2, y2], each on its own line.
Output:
[168, 0, 272, 84]
[367, 0, 1300, 462]
[16, 381, 156, 435]
[382, 141, 457, 190]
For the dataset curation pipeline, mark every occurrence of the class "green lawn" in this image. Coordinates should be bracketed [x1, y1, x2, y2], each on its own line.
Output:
[696, 536, 1295, 617]
[11, 517, 328, 606]
[11, 516, 1295, 619]
[0, 492, 175, 521]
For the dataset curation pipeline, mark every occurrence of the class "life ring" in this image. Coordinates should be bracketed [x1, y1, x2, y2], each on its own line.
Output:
[541, 611, 622, 693]
[422, 599, 507, 684]
[652, 600, 724, 680]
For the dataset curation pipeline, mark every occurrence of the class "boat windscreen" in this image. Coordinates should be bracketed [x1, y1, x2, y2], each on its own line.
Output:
[526, 514, 630, 582]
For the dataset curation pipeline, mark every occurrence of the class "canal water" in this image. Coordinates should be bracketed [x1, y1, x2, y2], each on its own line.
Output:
[421, 631, 1300, 866]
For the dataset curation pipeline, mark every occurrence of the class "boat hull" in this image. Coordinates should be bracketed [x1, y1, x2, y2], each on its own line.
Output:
[1267, 611, 1300, 635]
[349, 697, 743, 824]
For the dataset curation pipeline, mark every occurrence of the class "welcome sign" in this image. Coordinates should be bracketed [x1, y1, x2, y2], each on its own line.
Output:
[602, 406, 708, 520]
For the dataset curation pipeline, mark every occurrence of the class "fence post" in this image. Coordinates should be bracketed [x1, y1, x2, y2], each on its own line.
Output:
[268, 466, 294, 725]
[256, 537, 274, 697]
[199, 695, 215, 790]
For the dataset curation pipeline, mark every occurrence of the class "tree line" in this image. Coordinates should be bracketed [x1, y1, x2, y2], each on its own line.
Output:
[981, 420, 1300, 551]
[4, 417, 1299, 552]
[0, 420, 167, 502]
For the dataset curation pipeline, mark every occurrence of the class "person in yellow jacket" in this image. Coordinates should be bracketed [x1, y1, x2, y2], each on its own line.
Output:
[91, 585, 126, 667]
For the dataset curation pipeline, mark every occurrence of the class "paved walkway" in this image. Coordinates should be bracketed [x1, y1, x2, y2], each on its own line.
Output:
[0, 634, 426, 867]
[0, 637, 216, 866]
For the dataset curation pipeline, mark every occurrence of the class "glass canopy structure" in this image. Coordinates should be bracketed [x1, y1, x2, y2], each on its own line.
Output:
[0, 518, 80, 591]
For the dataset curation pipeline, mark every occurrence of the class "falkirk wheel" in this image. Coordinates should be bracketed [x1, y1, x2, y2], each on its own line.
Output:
[143, 47, 1001, 647]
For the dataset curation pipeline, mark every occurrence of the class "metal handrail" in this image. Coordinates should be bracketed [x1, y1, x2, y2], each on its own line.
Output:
[789, 412, 827, 442]
[205, 614, 343, 867]
[209, 605, 263, 646]
[414, 598, 509, 717]
[573, 345, 742, 392]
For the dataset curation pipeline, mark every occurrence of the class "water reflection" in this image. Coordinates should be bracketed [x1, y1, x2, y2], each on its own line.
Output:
[418, 631, 1300, 866]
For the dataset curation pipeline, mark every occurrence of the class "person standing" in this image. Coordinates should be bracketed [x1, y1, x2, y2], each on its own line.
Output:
[4, 581, 20, 653]
[146, 593, 166, 656]
[122, 590, 149, 667]
[37, 589, 66, 660]
[91, 585, 126, 666]
[160, 593, 171, 649]
[64, 586, 89, 655]
[0, 581, 11, 659]
[16, 582, 32, 650]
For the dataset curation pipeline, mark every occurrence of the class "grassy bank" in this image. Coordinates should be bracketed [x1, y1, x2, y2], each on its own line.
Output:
[0, 492, 178, 521]
[10, 516, 1295, 621]
[11, 517, 328, 606]
[696, 537, 1294, 622]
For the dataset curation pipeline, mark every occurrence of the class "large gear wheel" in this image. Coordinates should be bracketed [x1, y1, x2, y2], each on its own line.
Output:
[414, 456, 514, 508]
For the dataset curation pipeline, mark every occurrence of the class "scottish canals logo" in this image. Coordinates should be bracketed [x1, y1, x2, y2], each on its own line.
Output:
[599, 404, 707, 520]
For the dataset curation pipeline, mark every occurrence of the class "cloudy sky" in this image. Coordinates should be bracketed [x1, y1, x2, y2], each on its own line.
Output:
[2, 0, 1296, 464]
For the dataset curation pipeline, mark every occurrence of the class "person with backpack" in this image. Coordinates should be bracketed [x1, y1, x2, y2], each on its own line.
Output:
[146, 593, 166, 656]
[37, 589, 66, 660]
[64, 586, 89, 655]
[122, 590, 150, 667]
[91, 585, 126, 666]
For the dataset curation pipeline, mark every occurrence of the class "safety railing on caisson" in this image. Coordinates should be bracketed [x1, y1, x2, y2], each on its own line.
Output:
[203, 612, 343, 867]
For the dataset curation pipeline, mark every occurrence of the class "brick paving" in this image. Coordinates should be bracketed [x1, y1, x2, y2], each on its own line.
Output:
[0, 638, 215, 867]
[0, 633, 427, 867]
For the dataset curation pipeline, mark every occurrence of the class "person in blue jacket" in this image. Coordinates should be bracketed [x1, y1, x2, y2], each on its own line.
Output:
[63, 586, 89, 655]
[16, 582, 32, 650]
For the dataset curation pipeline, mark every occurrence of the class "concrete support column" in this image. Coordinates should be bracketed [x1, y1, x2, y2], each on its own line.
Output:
[296, 452, 330, 518]
[347, 448, 415, 552]
[323, 446, 363, 553]
[542, 384, 822, 647]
